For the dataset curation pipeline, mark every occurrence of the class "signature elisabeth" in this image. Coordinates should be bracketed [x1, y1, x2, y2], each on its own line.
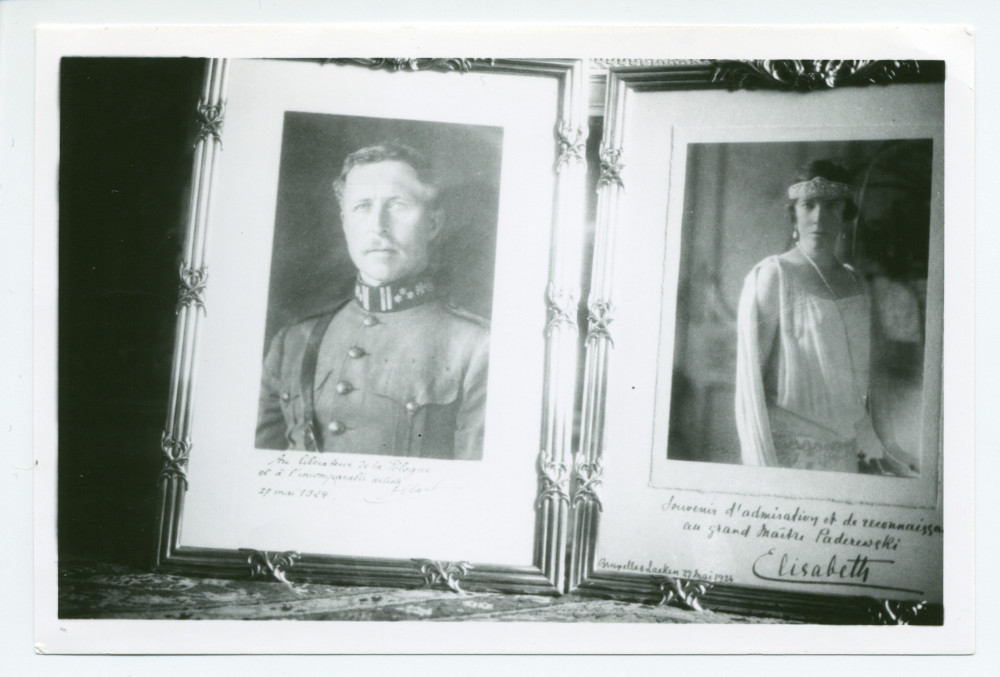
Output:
[751, 548, 922, 594]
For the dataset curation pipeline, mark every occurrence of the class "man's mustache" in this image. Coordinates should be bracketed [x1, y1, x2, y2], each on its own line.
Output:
[363, 239, 399, 252]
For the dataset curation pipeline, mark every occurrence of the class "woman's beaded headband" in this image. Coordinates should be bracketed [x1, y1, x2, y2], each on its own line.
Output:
[787, 176, 854, 200]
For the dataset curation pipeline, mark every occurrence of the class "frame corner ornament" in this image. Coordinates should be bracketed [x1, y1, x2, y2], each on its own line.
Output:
[555, 121, 587, 172]
[176, 264, 208, 316]
[159, 430, 192, 489]
[194, 99, 226, 147]
[711, 60, 926, 92]
[243, 549, 301, 585]
[597, 144, 625, 191]
[414, 559, 473, 594]
[654, 576, 711, 612]
[867, 598, 928, 625]
[571, 455, 604, 511]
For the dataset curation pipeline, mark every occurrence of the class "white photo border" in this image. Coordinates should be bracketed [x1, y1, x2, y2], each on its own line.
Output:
[646, 125, 943, 509]
[30, 24, 977, 656]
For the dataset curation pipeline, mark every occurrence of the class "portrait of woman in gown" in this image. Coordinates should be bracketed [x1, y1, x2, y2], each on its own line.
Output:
[734, 160, 919, 475]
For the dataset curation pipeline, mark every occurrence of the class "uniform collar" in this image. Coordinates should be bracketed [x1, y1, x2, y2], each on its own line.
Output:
[353, 272, 436, 313]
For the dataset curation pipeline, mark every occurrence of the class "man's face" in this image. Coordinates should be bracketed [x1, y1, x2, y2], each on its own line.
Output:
[340, 160, 440, 285]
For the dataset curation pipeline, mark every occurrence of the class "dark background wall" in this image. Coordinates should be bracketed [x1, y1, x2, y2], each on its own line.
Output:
[59, 58, 204, 564]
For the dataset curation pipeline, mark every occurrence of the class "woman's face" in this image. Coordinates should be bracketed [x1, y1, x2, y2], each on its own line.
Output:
[794, 197, 847, 253]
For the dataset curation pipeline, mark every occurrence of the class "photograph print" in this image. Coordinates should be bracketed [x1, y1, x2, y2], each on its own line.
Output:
[255, 113, 503, 461]
[664, 139, 938, 478]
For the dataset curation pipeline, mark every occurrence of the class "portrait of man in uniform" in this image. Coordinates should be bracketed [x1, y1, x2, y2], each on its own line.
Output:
[255, 130, 497, 461]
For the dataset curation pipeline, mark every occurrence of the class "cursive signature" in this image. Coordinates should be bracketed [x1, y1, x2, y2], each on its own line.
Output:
[751, 548, 922, 594]
[362, 480, 441, 504]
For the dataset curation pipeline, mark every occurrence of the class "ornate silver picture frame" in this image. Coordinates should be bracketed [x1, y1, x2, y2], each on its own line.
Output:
[154, 58, 589, 594]
[570, 60, 947, 623]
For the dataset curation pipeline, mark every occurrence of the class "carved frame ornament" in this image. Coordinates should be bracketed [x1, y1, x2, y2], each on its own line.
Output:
[175, 264, 208, 316]
[711, 59, 936, 92]
[415, 559, 473, 594]
[194, 100, 226, 147]
[655, 576, 711, 612]
[596, 145, 624, 191]
[571, 455, 603, 511]
[159, 431, 192, 489]
[243, 549, 301, 585]
[544, 282, 579, 337]
[536, 454, 571, 509]
[867, 599, 929, 625]
[323, 58, 494, 73]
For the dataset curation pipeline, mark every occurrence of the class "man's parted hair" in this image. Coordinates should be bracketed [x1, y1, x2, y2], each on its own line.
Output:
[333, 142, 440, 206]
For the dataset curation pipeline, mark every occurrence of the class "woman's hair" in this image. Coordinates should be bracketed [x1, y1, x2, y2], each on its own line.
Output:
[786, 159, 859, 222]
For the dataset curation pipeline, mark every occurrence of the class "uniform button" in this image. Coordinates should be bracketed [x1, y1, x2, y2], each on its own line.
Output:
[363, 315, 379, 327]
[335, 381, 353, 395]
[327, 421, 345, 434]
[405, 400, 419, 414]
[280, 391, 291, 402]
[348, 346, 366, 359]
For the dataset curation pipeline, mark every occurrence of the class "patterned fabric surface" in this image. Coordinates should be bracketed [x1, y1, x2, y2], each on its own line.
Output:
[59, 560, 789, 623]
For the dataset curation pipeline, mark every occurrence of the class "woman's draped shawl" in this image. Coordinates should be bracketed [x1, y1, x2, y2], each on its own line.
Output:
[735, 255, 873, 467]
[735, 260, 779, 466]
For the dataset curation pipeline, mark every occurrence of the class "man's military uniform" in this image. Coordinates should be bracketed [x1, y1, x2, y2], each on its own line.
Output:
[256, 274, 489, 460]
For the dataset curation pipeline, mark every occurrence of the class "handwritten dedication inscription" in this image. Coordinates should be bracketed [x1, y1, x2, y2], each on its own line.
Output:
[599, 493, 942, 595]
[253, 452, 441, 504]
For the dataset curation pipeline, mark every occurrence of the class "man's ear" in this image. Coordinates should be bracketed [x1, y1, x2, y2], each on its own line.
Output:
[427, 209, 443, 239]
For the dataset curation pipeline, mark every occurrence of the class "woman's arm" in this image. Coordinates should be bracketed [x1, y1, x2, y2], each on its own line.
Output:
[752, 260, 781, 366]
[735, 258, 781, 466]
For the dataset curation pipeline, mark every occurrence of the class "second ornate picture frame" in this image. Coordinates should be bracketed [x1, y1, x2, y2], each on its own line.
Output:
[570, 61, 947, 623]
